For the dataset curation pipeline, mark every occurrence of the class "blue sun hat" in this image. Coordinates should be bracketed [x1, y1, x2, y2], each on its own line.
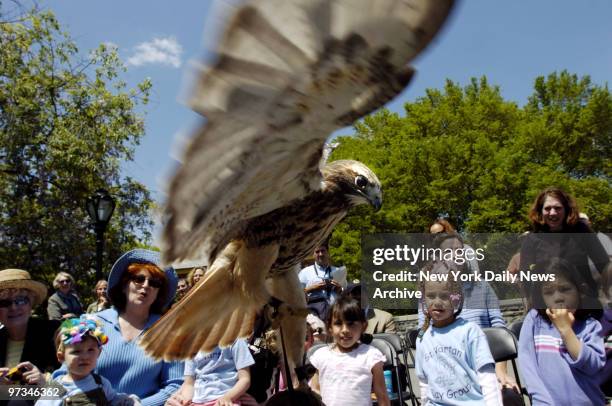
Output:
[107, 249, 177, 308]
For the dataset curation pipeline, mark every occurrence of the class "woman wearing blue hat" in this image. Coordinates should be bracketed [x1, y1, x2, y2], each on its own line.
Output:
[52, 249, 183, 406]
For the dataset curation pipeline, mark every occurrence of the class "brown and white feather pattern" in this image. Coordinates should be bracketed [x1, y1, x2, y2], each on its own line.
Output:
[142, 0, 454, 361]
[142, 160, 381, 360]
[162, 0, 454, 264]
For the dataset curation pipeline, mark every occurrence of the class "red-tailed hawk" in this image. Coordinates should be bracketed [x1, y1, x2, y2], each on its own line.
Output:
[141, 0, 455, 373]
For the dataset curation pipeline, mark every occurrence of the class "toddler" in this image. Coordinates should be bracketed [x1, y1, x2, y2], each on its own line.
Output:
[37, 315, 139, 406]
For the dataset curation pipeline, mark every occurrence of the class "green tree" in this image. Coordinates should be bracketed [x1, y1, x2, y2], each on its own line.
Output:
[0, 7, 154, 295]
[330, 73, 611, 281]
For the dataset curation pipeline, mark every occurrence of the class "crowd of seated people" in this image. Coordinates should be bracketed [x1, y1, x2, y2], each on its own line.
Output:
[1, 186, 610, 406]
[300, 187, 610, 405]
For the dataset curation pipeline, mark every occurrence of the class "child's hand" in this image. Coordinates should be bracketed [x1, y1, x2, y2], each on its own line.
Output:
[497, 372, 520, 392]
[165, 392, 191, 406]
[213, 395, 235, 406]
[546, 308, 575, 333]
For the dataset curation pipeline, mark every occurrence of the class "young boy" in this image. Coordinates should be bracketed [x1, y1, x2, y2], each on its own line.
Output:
[36, 316, 140, 406]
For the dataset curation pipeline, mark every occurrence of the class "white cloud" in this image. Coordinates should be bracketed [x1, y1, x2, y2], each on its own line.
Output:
[127, 37, 183, 68]
[103, 41, 119, 50]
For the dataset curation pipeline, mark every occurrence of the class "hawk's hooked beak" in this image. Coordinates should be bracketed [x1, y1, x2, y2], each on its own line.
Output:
[349, 179, 382, 211]
[371, 196, 382, 212]
[369, 190, 382, 212]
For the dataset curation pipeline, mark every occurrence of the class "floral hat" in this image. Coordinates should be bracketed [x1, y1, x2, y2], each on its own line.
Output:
[59, 315, 108, 347]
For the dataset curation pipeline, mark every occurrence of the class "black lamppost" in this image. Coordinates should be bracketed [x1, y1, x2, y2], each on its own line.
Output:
[86, 189, 115, 280]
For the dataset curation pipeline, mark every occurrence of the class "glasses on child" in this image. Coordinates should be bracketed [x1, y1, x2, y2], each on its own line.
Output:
[129, 274, 163, 288]
[0, 296, 31, 308]
[59, 279, 72, 285]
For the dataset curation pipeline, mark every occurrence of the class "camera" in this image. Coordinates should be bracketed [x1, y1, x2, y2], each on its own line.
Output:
[323, 278, 334, 294]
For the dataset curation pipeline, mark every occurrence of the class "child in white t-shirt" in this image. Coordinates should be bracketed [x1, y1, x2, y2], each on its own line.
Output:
[309, 296, 389, 406]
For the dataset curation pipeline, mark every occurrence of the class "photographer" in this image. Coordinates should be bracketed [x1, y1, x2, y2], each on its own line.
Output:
[298, 244, 346, 320]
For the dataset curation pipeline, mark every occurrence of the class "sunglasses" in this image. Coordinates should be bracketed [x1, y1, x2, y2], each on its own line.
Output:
[129, 274, 163, 289]
[59, 279, 72, 285]
[0, 295, 31, 308]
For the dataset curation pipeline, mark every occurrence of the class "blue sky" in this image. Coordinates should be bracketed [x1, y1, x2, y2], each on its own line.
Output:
[44, 0, 612, 205]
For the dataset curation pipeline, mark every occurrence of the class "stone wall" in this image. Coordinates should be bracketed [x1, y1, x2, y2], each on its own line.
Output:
[392, 298, 526, 334]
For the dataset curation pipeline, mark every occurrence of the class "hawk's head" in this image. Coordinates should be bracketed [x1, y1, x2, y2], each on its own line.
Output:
[322, 160, 382, 211]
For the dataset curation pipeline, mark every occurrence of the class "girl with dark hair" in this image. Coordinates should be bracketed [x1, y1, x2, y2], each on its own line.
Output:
[520, 187, 610, 298]
[518, 257, 606, 405]
[309, 296, 389, 406]
[415, 263, 502, 405]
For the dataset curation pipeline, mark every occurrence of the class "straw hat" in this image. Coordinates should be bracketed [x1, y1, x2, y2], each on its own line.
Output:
[0, 269, 49, 306]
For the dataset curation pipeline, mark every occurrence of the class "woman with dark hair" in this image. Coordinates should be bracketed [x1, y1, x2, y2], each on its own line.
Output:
[53, 249, 183, 406]
[527, 187, 582, 232]
[520, 187, 610, 299]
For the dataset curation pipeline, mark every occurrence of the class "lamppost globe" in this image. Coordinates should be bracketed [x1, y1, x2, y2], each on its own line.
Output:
[86, 189, 115, 224]
[86, 189, 115, 280]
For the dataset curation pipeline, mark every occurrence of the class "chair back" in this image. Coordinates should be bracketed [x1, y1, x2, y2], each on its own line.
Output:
[370, 338, 395, 367]
[406, 328, 419, 349]
[482, 327, 527, 406]
[374, 333, 405, 354]
[482, 327, 518, 362]
[370, 339, 403, 403]
[374, 332, 410, 370]
[508, 319, 523, 341]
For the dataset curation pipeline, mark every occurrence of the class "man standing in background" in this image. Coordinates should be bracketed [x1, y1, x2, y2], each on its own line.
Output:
[299, 244, 347, 320]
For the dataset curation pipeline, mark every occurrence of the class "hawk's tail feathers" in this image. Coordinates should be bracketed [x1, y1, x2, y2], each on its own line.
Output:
[140, 241, 276, 361]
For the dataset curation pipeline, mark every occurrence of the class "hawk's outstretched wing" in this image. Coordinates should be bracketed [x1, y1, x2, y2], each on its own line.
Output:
[162, 0, 455, 264]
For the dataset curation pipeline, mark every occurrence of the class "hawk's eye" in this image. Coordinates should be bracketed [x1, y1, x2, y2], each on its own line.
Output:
[355, 175, 368, 189]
